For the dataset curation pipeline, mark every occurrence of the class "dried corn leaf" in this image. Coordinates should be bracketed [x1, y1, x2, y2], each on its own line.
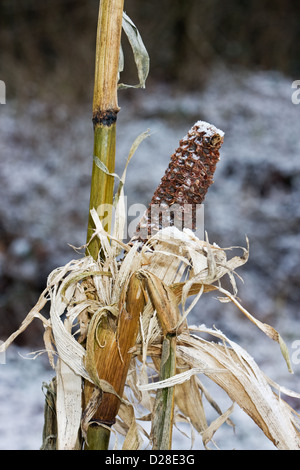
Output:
[56, 358, 82, 450]
[48, 261, 92, 382]
[137, 270, 182, 335]
[118, 402, 144, 450]
[119, 12, 150, 90]
[81, 387, 103, 442]
[202, 403, 235, 449]
[174, 374, 207, 433]
[0, 288, 49, 353]
[177, 325, 300, 449]
[216, 286, 293, 373]
[2, 203, 300, 451]
[113, 129, 150, 245]
[84, 307, 126, 401]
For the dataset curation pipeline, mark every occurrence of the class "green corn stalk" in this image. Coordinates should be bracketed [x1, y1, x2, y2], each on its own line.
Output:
[84, 0, 149, 451]
[86, 0, 124, 261]
[84, 0, 124, 449]
[152, 334, 177, 450]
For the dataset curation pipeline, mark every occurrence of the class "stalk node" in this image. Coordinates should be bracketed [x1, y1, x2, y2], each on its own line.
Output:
[89, 418, 116, 427]
[92, 108, 119, 128]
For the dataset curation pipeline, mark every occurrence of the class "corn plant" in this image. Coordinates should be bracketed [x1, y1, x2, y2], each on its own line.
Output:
[1, 0, 300, 451]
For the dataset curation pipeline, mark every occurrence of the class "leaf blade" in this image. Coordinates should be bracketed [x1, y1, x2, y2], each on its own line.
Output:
[118, 12, 150, 90]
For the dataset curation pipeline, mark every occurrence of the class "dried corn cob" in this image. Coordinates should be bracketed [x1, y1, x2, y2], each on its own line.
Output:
[132, 120, 224, 241]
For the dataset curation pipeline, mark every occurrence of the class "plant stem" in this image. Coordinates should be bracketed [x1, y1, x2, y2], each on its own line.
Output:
[152, 334, 177, 450]
[83, 0, 124, 450]
[85, 425, 111, 451]
[86, 0, 124, 260]
[41, 378, 57, 450]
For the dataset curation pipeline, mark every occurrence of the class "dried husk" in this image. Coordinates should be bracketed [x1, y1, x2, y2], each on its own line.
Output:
[1, 123, 300, 450]
[1, 208, 300, 449]
[177, 325, 300, 450]
[1, 209, 299, 449]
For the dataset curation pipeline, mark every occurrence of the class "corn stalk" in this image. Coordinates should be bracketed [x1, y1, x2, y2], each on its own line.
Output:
[86, 0, 124, 260]
[83, 0, 124, 449]
[83, 0, 151, 450]
[151, 334, 177, 449]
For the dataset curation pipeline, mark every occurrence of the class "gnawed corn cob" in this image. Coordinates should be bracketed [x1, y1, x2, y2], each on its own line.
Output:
[132, 120, 224, 241]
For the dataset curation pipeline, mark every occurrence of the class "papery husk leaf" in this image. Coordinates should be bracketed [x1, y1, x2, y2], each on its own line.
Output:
[81, 387, 103, 442]
[174, 373, 208, 433]
[119, 12, 150, 90]
[217, 286, 293, 373]
[138, 364, 228, 391]
[48, 260, 94, 382]
[114, 129, 150, 206]
[177, 326, 300, 449]
[93, 155, 122, 181]
[2, 202, 300, 451]
[202, 403, 235, 449]
[84, 308, 125, 401]
[112, 129, 150, 249]
[135, 227, 249, 348]
[56, 358, 82, 450]
[60, 270, 112, 302]
[171, 275, 292, 374]
[118, 401, 144, 450]
[43, 327, 56, 369]
[196, 376, 235, 428]
[137, 270, 182, 336]
[0, 288, 49, 354]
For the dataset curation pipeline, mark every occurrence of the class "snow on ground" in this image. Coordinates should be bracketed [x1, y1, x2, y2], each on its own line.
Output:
[0, 65, 300, 449]
[0, 346, 53, 450]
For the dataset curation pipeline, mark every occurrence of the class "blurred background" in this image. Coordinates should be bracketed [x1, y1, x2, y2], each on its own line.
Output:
[0, 0, 300, 449]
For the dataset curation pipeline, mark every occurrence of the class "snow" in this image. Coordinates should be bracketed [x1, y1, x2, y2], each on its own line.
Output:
[0, 65, 300, 449]
[194, 120, 225, 138]
[0, 346, 53, 450]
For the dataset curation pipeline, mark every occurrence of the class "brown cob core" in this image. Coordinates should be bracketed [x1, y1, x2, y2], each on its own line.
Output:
[132, 120, 224, 241]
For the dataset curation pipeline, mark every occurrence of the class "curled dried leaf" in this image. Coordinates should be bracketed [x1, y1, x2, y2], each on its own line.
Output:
[137, 270, 183, 336]
[119, 12, 150, 90]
